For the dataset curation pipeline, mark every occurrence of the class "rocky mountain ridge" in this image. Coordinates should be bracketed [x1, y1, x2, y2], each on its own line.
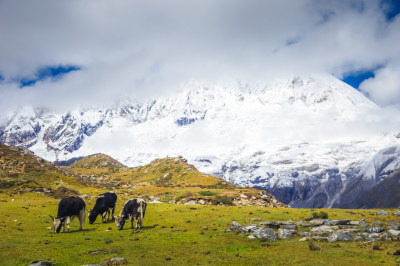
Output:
[1, 74, 400, 207]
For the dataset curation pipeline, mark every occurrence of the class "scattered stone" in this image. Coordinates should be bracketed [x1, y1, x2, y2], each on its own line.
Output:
[366, 233, 384, 242]
[366, 226, 384, 233]
[309, 219, 325, 226]
[80, 194, 91, 199]
[311, 225, 334, 235]
[240, 194, 248, 199]
[394, 211, 400, 216]
[349, 221, 360, 226]
[242, 225, 257, 233]
[328, 233, 338, 242]
[388, 229, 400, 236]
[255, 228, 277, 242]
[166, 257, 172, 261]
[89, 251, 103, 255]
[336, 231, 354, 241]
[226, 221, 242, 232]
[281, 224, 297, 230]
[296, 221, 311, 227]
[28, 261, 52, 266]
[227, 216, 400, 244]
[198, 200, 205, 205]
[278, 228, 295, 239]
[299, 232, 310, 237]
[377, 210, 388, 215]
[250, 218, 261, 222]
[184, 200, 196, 205]
[328, 219, 351, 226]
[387, 221, 400, 230]
[360, 220, 368, 228]
[149, 200, 163, 204]
[298, 237, 309, 242]
[393, 250, 400, 256]
[259, 221, 280, 229]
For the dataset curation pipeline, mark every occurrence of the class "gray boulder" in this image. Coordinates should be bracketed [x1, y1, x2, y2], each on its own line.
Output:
[377, 210, 388, 215]
[299, 231, 311, 237]
[296, 221, 311, 227]
[281, 224, 297, 230]
[336, 231, 354, 241]
[250, 218, 261, 222]
[394, 211, 400, 216]
[259, 221, 280, 229]
[366, 233, 384, 242]
[388, 229, 400, 236]
[28, 261, 52, 266]
[328, 219, 351, 226]
[310, 225, 334, 235]
[255, 228, 277, 241]
[226, 221, 242, 232]
[366, 226, 384, 233]
[184, 200, 197, 205]
[328, 233, 338, 242]
[309, 219, 325, 226]
[278, 228, 295, 239]
[242, 225, 258, 233]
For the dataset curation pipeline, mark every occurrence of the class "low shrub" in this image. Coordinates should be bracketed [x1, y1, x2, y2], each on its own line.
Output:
[215, 195, 233, 206]
[198, 190, 216, 196]
[311, 211, 329, 219]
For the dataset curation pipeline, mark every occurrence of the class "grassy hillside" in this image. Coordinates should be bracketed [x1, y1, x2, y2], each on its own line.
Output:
[70, 153, 127, 170]
[0, 144, 101, 197]
[70, 155, 285, 207]
[1, 192, 400, 265]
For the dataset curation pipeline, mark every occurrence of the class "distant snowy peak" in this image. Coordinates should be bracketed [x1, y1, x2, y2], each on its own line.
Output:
[171, 74, 378, 120]
[0, 73, 381, 160]
[256, 74, 377, 109]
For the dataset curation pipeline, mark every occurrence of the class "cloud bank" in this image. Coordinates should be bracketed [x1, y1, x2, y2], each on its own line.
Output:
[0, 0, 399, 117]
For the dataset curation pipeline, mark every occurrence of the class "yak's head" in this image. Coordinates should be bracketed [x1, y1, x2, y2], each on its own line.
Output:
[88, 210, 97, 224]
[114, 215, 125, 230]
[50, 215, 65, 233]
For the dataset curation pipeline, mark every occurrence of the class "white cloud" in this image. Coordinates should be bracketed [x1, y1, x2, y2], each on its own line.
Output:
[359, 64, 400, 107]
[0, 0, 399, 116]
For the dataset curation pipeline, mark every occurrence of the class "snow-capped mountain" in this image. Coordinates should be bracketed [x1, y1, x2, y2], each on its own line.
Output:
[2, 73, 400, 207]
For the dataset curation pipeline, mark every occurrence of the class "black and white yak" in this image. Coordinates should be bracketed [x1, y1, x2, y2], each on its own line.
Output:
[50, 196, 86, 233]
[88, 192, 117, 224]
[114, 198, 147, 230]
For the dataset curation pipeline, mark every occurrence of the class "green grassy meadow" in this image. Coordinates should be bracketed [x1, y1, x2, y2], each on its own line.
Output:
[1, 193, 400, 265]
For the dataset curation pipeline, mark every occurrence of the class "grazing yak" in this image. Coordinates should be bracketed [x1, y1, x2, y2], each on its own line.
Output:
[115, 198, 147, 230]
[50, 196, 86, 233]
[88, 192, 117, 224]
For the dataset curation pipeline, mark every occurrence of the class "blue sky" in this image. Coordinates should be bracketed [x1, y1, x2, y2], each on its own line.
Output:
[0, 0, 399, 115]
[19, 65, 80, 87]
[342, 71, 376, 89]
